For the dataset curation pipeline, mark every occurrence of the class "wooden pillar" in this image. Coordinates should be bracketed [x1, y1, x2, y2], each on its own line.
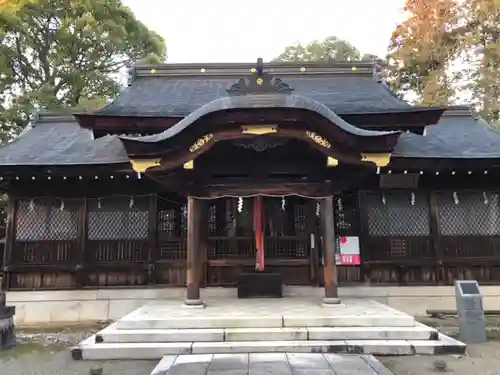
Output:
[147, 194, 158, 285]
[2, 195, 17, 291]
[429, 192, 443, 284]
[185, 197, 205, 307]
[75, 197, 88, 288]
[320, 196, 340, 304]
[199, 199, 208, 288]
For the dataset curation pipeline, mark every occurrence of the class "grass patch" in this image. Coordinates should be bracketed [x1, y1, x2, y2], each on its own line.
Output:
[0, 342, 65, 360]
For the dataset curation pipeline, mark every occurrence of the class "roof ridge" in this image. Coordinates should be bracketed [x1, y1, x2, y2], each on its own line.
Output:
[442, 106, 477, 118]
[35, 111, 77, 124]
[129, 60, 375, 82]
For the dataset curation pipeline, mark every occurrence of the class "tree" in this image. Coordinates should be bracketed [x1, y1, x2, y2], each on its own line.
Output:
[458, 0, 500, 123]
[273, 36, 377, 62]
[0, 0, 166, 139]
[386, 0, 461, 106]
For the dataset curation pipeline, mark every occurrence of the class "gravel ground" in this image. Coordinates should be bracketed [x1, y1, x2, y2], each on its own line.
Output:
[1, 319, 500, 375]
[0, 326, 157, 375]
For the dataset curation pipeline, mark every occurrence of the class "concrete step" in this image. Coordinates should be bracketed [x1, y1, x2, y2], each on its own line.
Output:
[116, 314, 416, 330]
[72, 334, 466, 361]
[97, 324, 438, 343]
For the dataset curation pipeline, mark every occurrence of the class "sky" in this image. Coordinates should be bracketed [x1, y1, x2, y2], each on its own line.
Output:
[123, 0, 408, 63]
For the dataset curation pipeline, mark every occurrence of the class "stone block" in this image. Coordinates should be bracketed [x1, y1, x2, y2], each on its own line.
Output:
[97, 288, 184, 301]
[307, 326, 436, 341]
[225, 327, 307, 342]
[108, 299, 147, 321]
[6, 290, 98, 303]
[283, 315, 414, 328]
[345, 340, 414, 355]
[74, 336, 192, 360]
[117, 316, 283, 330]
[100, 326, 224, 343]
[191, 340, 347, 354]
[78, 300, 110, 322]
[149, 355, 177, 375]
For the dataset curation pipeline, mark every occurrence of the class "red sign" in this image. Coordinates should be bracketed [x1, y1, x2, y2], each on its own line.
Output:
[337, 236, 360, 266]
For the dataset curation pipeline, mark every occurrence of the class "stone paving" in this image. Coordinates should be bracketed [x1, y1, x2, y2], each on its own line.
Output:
[150, 353, 394, 375]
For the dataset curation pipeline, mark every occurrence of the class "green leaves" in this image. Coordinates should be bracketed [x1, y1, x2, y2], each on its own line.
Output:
[0, 0, 166, 139]
[272, 36, 375, 62]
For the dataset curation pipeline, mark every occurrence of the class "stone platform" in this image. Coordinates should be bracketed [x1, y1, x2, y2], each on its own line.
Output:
[71, 298, 466, 360]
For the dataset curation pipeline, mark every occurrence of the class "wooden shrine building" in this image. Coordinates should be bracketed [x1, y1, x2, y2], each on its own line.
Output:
[1, 60, 500, 299]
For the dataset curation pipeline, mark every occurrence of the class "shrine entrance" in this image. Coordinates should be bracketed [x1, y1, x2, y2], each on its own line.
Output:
[206, 196, 319, 286]
[118, 63, 402, 305]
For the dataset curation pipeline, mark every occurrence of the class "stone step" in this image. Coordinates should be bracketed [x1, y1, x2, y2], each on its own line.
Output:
[116, 314, 416, 330]
[72, 334, 466, 360]
[97, 324, 438, 343]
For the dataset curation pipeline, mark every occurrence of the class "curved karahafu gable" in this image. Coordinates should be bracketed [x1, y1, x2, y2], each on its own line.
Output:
[119, 93, 399, 144]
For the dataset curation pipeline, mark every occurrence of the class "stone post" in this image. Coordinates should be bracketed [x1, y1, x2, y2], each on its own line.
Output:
[0, 273, 16, 349]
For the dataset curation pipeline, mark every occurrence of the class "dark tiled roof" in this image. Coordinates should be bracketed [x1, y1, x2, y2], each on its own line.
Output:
[98, 62, 413, 117]
[0, 114, 129, 166]
[1, 108, 499, 169]
[394, 110, 500, 158]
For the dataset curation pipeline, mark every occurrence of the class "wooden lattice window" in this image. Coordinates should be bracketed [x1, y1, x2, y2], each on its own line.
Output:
[362, 191, 430, 236]
[437, 191, 500, 236]
[15, 198, 81, 241]
[87, 196, 149, 240]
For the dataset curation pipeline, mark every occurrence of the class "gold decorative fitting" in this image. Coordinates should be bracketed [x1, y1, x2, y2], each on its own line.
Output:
[306, 131, 331, 149]
[351, 66, 357, 71]
[256, 77, 264, 85]
[183, 160, 194, 169]
[327, 157, 338, 167]
[300, 67, 306, 72]
[361, 153, 391, 167]
[130, 159, 161, 173]
[189, 134, 213, 153]
[241, 125, 278, 135]
[200, 68, 206, 73]
[250, 67, 257, 73]
[150, 68, 156, 73]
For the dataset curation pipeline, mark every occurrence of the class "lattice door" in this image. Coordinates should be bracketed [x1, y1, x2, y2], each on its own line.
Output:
[207, 198, 254, 260]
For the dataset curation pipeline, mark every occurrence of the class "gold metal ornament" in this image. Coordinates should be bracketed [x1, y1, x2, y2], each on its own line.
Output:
[189, 134, 213, 153]
[306, 131, 331, 149]
[130, 159, 161, 173]
[183, 160, 194, 169]
[241, 125, 278, 135]
[361, 153, 391, 167]
[327, 157, 339, 167]
[256, 77, 264, 85]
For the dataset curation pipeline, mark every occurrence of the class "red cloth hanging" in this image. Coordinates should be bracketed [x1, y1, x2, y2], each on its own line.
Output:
[253, 195, 265, 271]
